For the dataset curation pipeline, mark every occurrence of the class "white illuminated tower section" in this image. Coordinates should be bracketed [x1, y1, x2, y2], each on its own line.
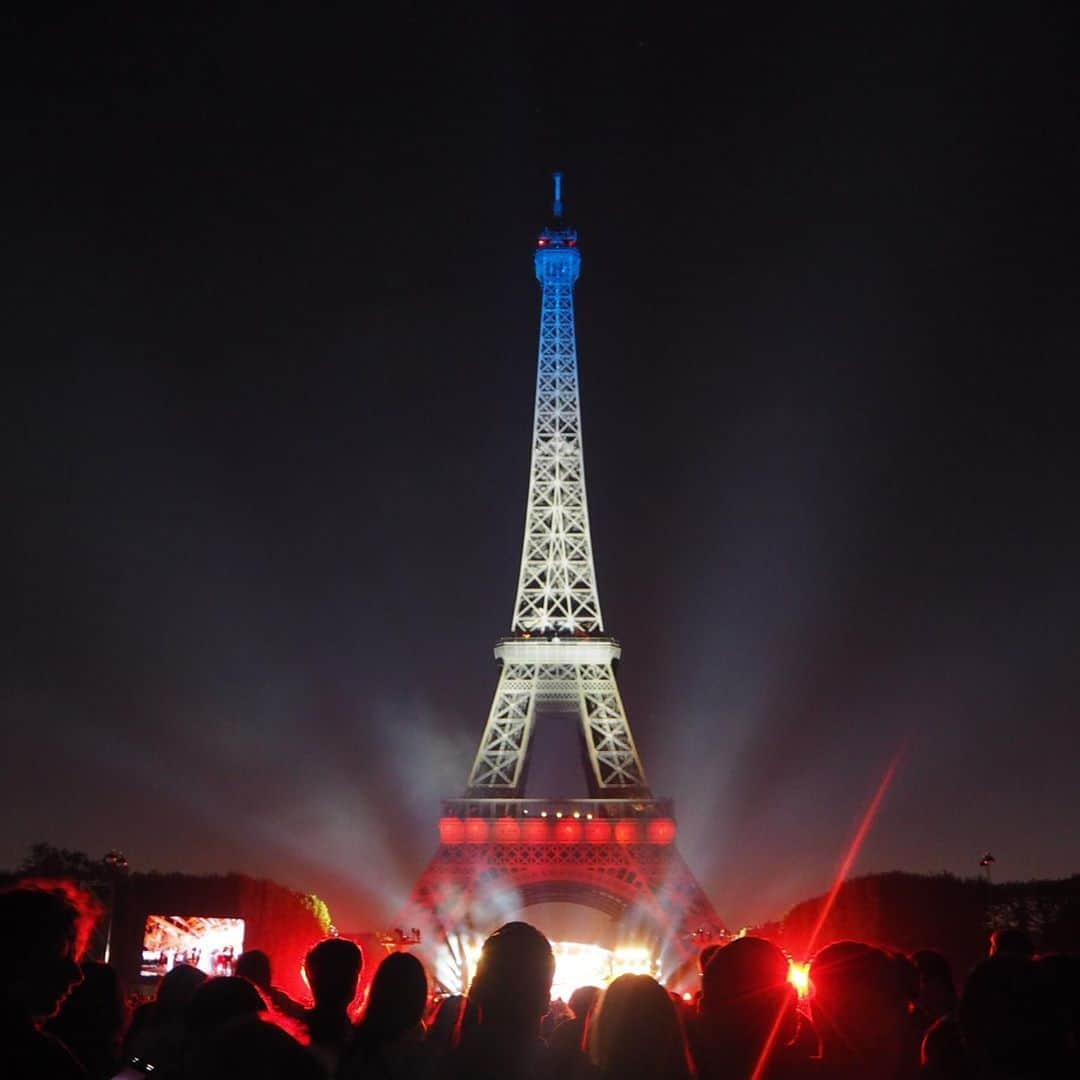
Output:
[467, 173, 648, 797]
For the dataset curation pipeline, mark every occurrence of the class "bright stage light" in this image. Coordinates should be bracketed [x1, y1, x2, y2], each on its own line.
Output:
[611, 944, 659, 981]
[787, 961, 810, 998]
[436, 936, 661, 999]
[549, 940, 612, 1001]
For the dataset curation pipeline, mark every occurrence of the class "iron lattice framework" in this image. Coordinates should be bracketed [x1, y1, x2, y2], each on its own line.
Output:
[403, 176, 725, 975]
[467, 177, 646, 799]
[512, 233, 600, 636]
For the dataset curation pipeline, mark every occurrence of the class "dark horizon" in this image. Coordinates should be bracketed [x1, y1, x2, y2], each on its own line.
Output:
[5, 6, 1079, 937]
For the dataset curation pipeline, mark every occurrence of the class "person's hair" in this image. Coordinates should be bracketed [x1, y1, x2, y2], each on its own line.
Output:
[989, 926, 1035, 959]
[567, 984, 601, 1020]
[304, 938, 363, 1009]
[702, 937, 790, 1013]
[187, 975, 267, 1038]
[155, 962, 209, 1016]
[810, 941, 910, 1064]
[188, 1014, 326, 1080]
[589, 974, 691, 1080]
[355, 951, 428, 1047]
[235, 949, 272, 991]
[0, 879, 100, 969]
[911, 948, 953, 989]
[697, 936, 797, 1072]
[469, 922, 554, 1028]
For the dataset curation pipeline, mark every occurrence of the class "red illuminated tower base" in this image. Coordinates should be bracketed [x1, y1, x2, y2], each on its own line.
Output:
[405, 797, 725, 982]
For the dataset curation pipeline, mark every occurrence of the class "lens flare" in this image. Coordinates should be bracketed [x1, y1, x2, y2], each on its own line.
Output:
[787, 961, 810, 998]
[802, 751, 903, 961]
[749, 750, 904, 1080]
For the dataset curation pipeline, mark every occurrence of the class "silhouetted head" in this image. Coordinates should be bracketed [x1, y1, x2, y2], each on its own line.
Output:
[810, 941, 910, 1066]
[46, 960, 126, 1042]
[360, 951, 428, 1037]
[699, 937, 797, 1064]
[235, 949, 272, 992]
[0, 881, 96, 1018]
[188, 1014, 325, 1080]
[989, 926, 1035, 959]
[469, 922, 554, 1030]
[156, 962, 209, 1018]
[590, 974, 690, 1080]
[911, 948, 957, 1019]
[187, 975, 267, 1038]
[568, 984, 601, 1020]
[698, 943, 722, 978]
[304, 938, 362, 1011]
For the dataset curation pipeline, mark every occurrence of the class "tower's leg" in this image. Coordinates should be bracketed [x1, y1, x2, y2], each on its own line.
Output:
[577, 663, 648, 794]
[466, 664, 537, 795]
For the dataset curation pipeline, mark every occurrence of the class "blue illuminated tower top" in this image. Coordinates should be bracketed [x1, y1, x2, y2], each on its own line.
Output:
[535, 171, 581, 285]
[512, 171, 603, 637]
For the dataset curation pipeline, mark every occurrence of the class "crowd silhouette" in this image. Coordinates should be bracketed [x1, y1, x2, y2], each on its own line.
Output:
[2, 878, 1077, 1078]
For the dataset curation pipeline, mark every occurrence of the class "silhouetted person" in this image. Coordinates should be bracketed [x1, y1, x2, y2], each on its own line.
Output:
[123, 962, 207, 1077]
[236, 948, 306, 1020]
[920, 1013, 968, 1080]
[589, 973, 691, 1080]
[441, 921, 558, 1080]
[187, 1014, 326, 1080]
[694, 936, 804, 1079]
[45, 961, 127, 1079]
[426, 994, 478, 1059]
[339, 951, 433, 1079]
[540, 997, 571, 1040]
[911, 949, 957, 1024]
[988, 927, 1035, 960]
[0, 881, 94, 1078]
[959, 954, 1068, 1077]
[166, 974, 269, 1078]
[188, 975, 267, 1035]
[547, 984, 600, 1069]
[302, 937, 363, 1075]
[1034, 952, 1080, 1073]
[809, 940, 916, 1078]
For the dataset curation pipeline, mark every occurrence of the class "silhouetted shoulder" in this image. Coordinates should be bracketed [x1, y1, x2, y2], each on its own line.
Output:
[0, 1022, 87, 1079]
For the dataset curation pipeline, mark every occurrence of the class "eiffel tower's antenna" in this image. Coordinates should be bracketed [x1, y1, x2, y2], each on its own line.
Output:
[552, 170, 564, 220]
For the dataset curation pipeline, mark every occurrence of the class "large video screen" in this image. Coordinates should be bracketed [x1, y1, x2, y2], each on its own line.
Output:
[141, 915, 245, 979]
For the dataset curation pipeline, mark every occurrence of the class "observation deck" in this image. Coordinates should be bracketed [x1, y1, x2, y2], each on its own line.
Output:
[494, 634, 621, 665]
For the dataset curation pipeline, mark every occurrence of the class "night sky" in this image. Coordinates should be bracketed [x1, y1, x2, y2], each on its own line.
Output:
[6, 5, 1079, 936]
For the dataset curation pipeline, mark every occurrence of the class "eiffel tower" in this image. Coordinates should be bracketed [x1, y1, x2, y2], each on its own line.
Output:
[404, 175, 725, 985]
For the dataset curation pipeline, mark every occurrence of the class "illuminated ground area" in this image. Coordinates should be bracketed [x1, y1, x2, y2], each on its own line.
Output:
[434, 902, 662, 996]
[441, 937, 659, 1001]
